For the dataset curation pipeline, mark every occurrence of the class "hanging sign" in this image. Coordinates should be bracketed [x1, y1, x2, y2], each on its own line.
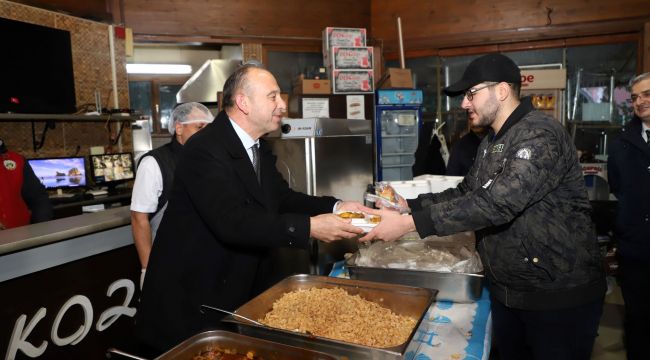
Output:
[520, 69, 567, 90]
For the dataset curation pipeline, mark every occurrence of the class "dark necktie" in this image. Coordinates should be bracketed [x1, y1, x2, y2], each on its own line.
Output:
[251, 143, 260, 183]
[646, 130, 650, 146]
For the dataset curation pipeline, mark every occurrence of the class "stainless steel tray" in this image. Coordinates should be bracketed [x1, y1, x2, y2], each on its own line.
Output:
[222, 274, 436, 360]
[157, 330, 336, 360]
[346, 253, 484, 303]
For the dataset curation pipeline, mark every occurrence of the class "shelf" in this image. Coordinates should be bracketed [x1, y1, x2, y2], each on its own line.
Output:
[382, 164, 414, 168]
[0, 113, 141, 122]
[381, 134, 416, 138]
[567, 121, 622, 129]
[383, 152, 414, 156]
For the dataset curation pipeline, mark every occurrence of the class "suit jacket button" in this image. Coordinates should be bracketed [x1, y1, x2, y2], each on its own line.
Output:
[532, 257, 539, 263]
[288, 226, 295, 232]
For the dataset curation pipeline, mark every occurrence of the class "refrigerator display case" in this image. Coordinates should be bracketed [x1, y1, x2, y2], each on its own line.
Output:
[374, 89, 423, 181]
[265, 118, 374, 275]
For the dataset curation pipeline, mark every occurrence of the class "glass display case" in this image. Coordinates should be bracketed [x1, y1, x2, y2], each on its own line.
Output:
[374, 89, 423, 181]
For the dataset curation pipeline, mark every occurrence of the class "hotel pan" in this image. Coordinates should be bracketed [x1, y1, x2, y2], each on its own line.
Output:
[157, 330, 337, 360]
[222, 274, 436, 360]
[345, 252, 483, 303]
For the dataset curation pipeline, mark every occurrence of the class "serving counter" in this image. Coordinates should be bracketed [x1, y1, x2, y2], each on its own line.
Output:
[331, 261, 492, 360]
[0, 206, 140, 360]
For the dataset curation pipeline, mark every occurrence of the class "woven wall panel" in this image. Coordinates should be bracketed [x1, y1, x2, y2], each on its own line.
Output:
[0, 0, 132, 159]
[242, 43, 262, 63]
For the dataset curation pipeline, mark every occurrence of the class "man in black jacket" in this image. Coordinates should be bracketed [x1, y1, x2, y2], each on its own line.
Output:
[135, 64, 368, 354]
[607, 71, 650, 360]
[362, 53, 605, 360]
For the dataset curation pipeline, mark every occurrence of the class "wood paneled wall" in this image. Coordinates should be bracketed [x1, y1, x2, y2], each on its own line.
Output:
[0, 0, 131, 158]
[123, 0, 371, 45]
[12, 0, 650, 71]
[371, 0, 650, 57]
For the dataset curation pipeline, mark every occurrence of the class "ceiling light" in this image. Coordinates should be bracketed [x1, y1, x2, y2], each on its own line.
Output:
[126, 63, 192, 75]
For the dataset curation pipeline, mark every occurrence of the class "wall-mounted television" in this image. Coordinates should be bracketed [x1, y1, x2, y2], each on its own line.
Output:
[0, 17, 76, 114]
[89, 153, 135, 190]
[28, 157, 87, 189]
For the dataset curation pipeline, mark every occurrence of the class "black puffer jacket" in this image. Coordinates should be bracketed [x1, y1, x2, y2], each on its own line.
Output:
[409, 98, 606, 310]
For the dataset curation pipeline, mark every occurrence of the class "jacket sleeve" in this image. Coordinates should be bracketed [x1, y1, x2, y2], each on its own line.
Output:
[178, 141, 335, 250]
[22, 162, 53, 223]
[412, 127, 566, 237]
[407, 182, 468, 212]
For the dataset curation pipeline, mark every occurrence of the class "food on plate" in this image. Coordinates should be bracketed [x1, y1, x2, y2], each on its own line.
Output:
[259, 287, 416, 348]
[367, 215, 381, 224]
[376, 183, 397, 203]
[192, 347, 260, 360]
[336, 211, 365, 219]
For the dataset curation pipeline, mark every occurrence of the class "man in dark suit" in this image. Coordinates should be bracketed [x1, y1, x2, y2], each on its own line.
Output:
[135, 64, 368, 354]
[607, 71, 650, 360]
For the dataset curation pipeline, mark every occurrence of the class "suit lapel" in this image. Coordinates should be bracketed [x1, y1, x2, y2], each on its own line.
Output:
[214, 112, 267, 206]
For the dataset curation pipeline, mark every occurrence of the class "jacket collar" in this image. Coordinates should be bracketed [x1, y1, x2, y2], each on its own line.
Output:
[490, 96, 535, 142]
[212, 111, 266, 205]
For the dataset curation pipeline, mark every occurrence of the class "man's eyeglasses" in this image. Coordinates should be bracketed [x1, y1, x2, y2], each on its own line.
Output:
[631, 89, 650, 103]
[464, 82, 499, 101]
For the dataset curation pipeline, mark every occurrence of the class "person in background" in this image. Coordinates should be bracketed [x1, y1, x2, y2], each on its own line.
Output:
[135, 64, 369, 354]
[412, 121, 446, 176]
[130, 102, 213, 289]
[0, 138, 52, 229]
[446, 124, 487, 176]
[361, 53, 605, 360]
[607, 71, 650, 360]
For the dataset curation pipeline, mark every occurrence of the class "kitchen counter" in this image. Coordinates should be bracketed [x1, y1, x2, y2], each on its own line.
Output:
[0, 206, 138, 360]
[0, 206, 130, 255]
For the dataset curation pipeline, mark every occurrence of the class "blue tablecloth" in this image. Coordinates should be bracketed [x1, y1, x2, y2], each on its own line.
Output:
[330, 261, 492, 360]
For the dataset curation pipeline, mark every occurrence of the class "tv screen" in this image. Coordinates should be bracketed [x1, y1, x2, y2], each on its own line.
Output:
[28, 157, 87, 189]
[89, 153, 135, 184]
[0, 17, 76, 114]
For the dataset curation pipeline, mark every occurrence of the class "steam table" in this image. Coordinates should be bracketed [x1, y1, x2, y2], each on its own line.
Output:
[330, 261, 492, 360]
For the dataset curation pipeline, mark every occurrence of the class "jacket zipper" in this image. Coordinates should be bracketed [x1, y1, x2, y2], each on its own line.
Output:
[487, 158, 508, 190]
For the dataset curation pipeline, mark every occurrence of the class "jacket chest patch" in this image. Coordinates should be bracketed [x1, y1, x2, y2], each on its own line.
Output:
[491, 144, 504, 153]
[3, 160, 16, 170]
[516, 147, 532, 160]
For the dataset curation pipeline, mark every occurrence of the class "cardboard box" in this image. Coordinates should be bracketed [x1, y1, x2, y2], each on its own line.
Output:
[373, 46, 383, 88]
[332, 70, 374, 94]
[322, 27, 367, 49]
[327, 46, 373, 70]
[380, 68, 414, 89]
[293, 79, 331, 94]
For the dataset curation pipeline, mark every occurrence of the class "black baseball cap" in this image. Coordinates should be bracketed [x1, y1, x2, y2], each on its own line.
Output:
[444, 53, 521, 96]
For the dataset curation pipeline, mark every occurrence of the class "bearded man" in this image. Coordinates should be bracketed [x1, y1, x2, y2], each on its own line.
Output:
[362, 53, 606, 360]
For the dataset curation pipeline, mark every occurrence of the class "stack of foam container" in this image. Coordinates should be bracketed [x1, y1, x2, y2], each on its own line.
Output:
[389, 175, 464, 199]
